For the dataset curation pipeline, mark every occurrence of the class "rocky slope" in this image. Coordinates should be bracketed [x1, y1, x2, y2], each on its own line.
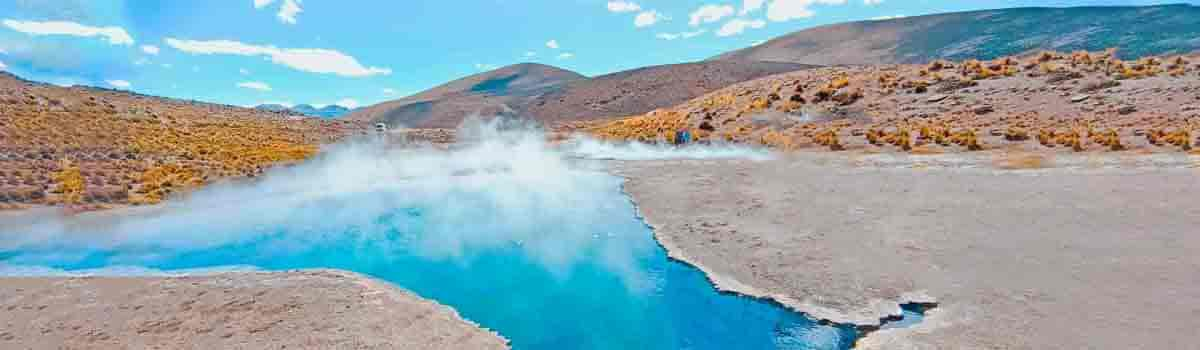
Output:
[715, 4, 1200, 65]
[590, 50, 1200, 156]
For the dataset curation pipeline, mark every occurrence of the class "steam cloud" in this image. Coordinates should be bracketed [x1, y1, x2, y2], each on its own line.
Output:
[0, 118, 770, 283]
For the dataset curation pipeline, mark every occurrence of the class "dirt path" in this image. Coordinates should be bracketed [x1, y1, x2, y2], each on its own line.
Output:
[614, 155, 1200, 349]
[0, 270, 508, 350]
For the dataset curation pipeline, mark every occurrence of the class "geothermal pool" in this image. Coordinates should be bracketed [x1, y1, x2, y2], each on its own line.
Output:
[1, 134, 864, 349]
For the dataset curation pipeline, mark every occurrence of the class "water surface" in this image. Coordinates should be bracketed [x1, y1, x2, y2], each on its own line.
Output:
[1, 134, 858, 349]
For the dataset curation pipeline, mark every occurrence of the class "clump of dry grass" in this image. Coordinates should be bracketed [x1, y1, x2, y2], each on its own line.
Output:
[993, 152, 1051, 170]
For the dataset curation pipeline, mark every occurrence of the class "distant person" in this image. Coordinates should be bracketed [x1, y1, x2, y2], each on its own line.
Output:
[674, 128, 691, 146]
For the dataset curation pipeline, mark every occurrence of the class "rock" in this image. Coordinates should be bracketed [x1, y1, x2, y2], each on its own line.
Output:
[1117, 105, 1137, 115]
[973, 105, 995, 114]
[1070, 94, 1091, 103]
[927, 94, 950, 103]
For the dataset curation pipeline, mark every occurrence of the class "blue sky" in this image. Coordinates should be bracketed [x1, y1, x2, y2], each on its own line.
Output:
[0, 0, 1193, 108]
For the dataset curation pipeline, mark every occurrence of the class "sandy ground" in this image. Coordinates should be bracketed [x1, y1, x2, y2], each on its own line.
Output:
[0, 270, 508, 350]
[613, 155, 1200, 349]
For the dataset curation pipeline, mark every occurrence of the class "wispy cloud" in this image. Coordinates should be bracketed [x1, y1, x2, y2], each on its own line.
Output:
[382, 88, 398, 96]
[277, 0, 303, 24]
[106, 79, 131, 88]
[606, 1, 641, 13]
[2, 19, 133, 45]
[741, 0, 766, 15]
[545, 40, 560, 49]
[237, 81, 272, 91]
[164, 38, 391, 77]
[557, 52, 574, 60]
[870, 14, 905, 20]
[766, 0, 848, 22]
[474, 63, 497, 70]
[334, 98, 359, 108]
[141, 45, 160, 55]
[689, 4, 735, 26]
[253, 0, 302, 24]
[717, 18, 765, 37]
[634, 10, 668, 28]
[656, 29, 706, 40]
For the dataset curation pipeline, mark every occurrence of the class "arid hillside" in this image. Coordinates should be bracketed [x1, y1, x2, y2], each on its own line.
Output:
[0, 73, 368, 210]
[347, 63, 587, 128]
[348, 61, 813, 128]
[590, 50, 1200, 157]
[715, 4, 1200, 65]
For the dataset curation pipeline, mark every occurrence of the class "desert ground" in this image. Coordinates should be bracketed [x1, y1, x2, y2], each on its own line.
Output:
[612, 154, 1200, 349]
[0, 270, 508, 350]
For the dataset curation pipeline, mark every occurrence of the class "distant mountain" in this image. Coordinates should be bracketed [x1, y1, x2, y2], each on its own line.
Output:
[347, 61, 813, 128]
[714, 4, 1200, 65]
[347, 63, 587, 128]
[255, 103, 352, 118]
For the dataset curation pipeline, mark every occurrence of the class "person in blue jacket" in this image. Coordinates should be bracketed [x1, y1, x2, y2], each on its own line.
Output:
[674, 128, 691, 146]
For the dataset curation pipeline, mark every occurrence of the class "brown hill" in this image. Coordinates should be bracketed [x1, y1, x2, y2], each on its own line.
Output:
[524, 60, 814, 123]
[347, 61, 814, 128]
[714, 4, 1200, 66]
[347, 63, 586, 129]
[591, 50, 1200, 155]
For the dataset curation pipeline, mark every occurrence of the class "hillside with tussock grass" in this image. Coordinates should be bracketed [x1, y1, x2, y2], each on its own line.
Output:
[716, 4, 1200, 66]
[587, 49, 1200, 159]
[0, 73, 369, 211]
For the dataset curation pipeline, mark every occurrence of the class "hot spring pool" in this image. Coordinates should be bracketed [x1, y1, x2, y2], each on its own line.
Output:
[1, 136, 873, 349]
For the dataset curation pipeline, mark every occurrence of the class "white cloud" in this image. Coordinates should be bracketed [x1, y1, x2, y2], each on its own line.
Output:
[277, 0, 302, 24]
[106, 79, 131, 88]
[474, 63, 497, 71]
[870, 14, 905, 20]
[0, 61, 7, 70]
[2, 19, 133, 45]
[634, 10, 667, 28]
[557, 52, 574, 60]
[239, 68, 251, 75]
[524, 51, 537, 58]
[335, 98, 360, 109]
[751, 39, 767, 45]
[134, 57, 150, 66]
[742, 0, 766, 15]
[161, 63, 173, 69]
[656, 29, 707, 40]
[545, 40, 560, 49]
[165, 38, 391, 77]
[766, 0, 847, 22]
[607, 1, 641, 13]
[237, 81, 272, 91]
[716, 18, 766, 36]
[141, 45, 160, 55]
[382, 88, 398, 96]
[689, 4, 735, 26]
[253, 0, 276, 9]
[864, 0, 883, 5]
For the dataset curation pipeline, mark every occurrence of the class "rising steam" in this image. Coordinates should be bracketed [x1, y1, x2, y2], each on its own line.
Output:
[0, 118, 770, 281]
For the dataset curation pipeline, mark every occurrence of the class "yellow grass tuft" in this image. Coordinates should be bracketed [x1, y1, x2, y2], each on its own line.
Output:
[993, 153, 1051, 170]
